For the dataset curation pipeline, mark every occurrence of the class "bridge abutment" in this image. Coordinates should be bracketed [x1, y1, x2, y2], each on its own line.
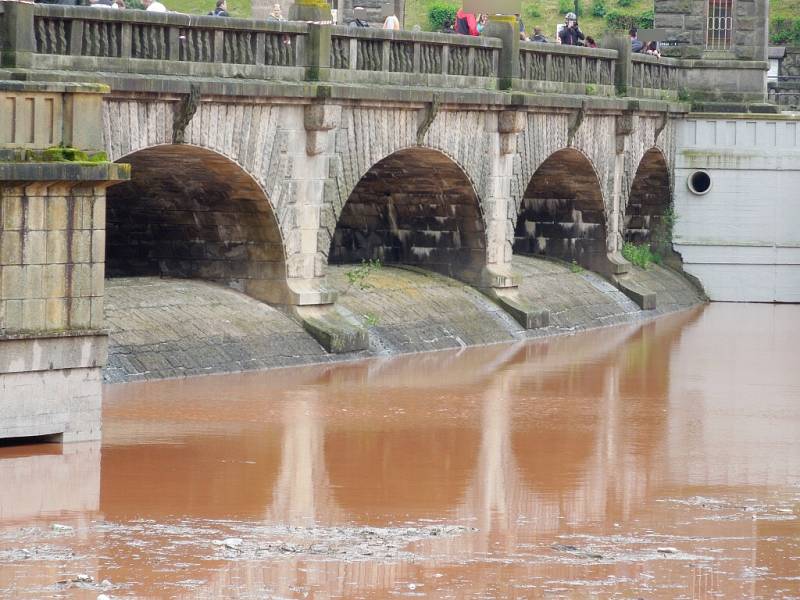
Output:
[0, 82, 128, 442]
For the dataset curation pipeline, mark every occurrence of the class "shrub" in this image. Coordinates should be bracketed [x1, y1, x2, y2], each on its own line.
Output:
[558, 0, 574, 15]
[605, 9, 653, 31]
[525, 4, 541, 19]
[591, 0, 607, 17]
[427, 2, 458, 31]
[622, 242, 662, 269]
[617, 0, 633, 7]
[770, 18, 800, 45]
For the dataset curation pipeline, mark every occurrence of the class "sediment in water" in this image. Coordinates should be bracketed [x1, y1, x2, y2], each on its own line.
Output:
[104, 255, 703, 383]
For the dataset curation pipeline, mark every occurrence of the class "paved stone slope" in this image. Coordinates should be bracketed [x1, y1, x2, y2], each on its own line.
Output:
[104, 278, 331, 383]
[105, 258, 702, 383]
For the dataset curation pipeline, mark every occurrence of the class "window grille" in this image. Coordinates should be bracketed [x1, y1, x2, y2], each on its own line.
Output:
[706, 0, 734, 51]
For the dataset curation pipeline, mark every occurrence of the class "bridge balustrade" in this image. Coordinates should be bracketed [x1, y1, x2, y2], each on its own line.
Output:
[0, 2, 690, 99]
[518, 42, 616, 96]
[24, 5, 309, 79]
[329, 26, 501, 90]
[630, 54, 684, 99]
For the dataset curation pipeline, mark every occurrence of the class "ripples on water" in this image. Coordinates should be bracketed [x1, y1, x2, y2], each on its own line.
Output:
[1, 304, 799, 599]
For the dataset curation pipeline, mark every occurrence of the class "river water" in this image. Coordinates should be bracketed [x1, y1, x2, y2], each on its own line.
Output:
[1, 303, 799, 599]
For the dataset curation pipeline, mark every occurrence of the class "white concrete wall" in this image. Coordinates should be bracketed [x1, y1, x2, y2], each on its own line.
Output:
[674, 116, 800, 302]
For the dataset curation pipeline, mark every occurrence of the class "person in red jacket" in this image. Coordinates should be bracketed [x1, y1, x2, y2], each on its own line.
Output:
[454, 9, 479, 36]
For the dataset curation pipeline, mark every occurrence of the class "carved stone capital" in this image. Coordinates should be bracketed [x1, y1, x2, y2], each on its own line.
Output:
[304, 103, 342, 132]
[498, 110, 526, 134]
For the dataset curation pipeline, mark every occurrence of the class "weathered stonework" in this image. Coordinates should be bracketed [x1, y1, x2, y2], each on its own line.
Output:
[0, 82, 128, 443]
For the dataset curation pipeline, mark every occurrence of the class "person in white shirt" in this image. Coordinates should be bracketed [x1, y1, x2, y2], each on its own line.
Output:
[143, 0, 167, 12]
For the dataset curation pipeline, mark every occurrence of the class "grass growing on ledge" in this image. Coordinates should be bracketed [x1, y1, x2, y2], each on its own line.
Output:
[345, 259, 382, 292]
[622, 242, 661, 269]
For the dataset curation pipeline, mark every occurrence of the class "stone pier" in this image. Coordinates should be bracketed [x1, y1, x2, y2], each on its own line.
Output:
[0, 82, 128, 442]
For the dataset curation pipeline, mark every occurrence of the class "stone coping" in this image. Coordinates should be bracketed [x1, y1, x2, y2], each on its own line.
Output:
[31, 4, 310, 34]
[681, 58, 769, 70]
[0, 329, 107, 342]
[520, 41, 617, 60]
[8, 69, 690, 114]
[0, 80, 109, 93]
[631, 54, 682, 67]
[0, 162, 131, 182]
[686, 111, 800, 120]
[330, 25, 503, 48]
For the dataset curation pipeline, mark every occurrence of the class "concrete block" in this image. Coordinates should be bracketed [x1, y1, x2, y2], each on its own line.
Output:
[91, 263, 104, 297]
[1, 266, 23, 300]
[44, 264, 67, 298]
[21, 298, 46, 331]
[45, 298, 68, 330]
[70, 231, 92, 263]
[2, 197, 24, 230]
[46, 197, 69, 231]
[26, 197, 46, 231]
[614, 275, 657, 310]
[70, 297, 91, 329]
[70, 264, 92, 298]
[295, 304, 368, 353]
[4, 300, 23, 330]
[22, 231, 47, 265]
[1, 231, 22, 265]
[91, 230, 106, 264]
[90, 297, 104, 330]
[92, 197, 106, 230]
[46, 230, 69, 264]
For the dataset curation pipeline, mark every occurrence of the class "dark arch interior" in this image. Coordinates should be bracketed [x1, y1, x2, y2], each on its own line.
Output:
[514, 149, 607, 267]
[106, 145, 287, 303]
[329, 149, 487, 283]
[624, 148, 672, 249]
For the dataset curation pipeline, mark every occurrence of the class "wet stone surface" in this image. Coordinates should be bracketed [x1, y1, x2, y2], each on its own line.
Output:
[104, 256, 702, 382]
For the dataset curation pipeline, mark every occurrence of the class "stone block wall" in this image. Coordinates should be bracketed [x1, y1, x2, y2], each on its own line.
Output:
[655, 0, 768, 61]
[328, 148, 487, 283]
[1, 183, 105, 333]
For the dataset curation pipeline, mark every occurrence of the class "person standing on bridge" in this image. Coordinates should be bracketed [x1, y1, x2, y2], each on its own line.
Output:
[558, 12, 585, 46]
[454, 9, 478, 36]
[210, 0, 228, 16]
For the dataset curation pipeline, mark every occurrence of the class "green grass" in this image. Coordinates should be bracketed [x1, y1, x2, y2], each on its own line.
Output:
[151, 0, 251, 18]
[404, 0, 653, 36]
[157, 0, 795, 41]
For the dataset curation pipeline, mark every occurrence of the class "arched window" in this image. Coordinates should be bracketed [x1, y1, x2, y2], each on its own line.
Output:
[706, 0, 733, 50]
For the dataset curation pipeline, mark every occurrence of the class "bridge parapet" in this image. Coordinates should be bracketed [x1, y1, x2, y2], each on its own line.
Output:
[630, 54, 685, 100]
[329, 25, 501, 90]
[0, 2, 694, 100]
[518, 42, 617, 97]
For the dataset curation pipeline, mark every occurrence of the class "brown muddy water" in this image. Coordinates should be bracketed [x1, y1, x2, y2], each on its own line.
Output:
[1, 303, 799, 599]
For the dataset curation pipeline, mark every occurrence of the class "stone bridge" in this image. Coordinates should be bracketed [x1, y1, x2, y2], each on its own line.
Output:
[1, 1, 758, 440]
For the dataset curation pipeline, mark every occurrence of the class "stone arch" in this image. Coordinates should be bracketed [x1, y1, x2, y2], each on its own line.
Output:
[624, 147, 672, 252]
[106, 144, 291, 304]
[513, 148, 608, 269]
[328, 147, 488, 283]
